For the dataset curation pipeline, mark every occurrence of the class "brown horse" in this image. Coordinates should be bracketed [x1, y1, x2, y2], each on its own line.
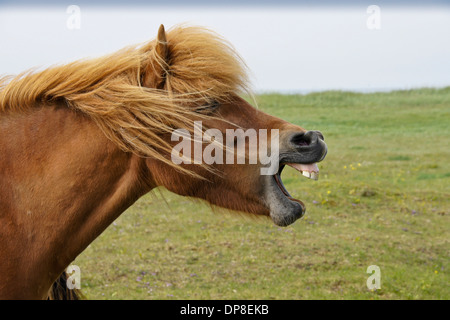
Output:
[0, 25, 327, 299]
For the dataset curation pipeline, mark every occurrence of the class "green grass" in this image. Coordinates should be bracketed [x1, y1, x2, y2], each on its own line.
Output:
[73, 87, 450, 300]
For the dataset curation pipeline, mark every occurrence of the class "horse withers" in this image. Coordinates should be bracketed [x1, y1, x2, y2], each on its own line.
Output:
[0, 25, 327, 299]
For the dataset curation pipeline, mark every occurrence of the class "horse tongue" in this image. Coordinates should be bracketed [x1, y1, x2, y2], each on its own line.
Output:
[286, 163, 319, 180]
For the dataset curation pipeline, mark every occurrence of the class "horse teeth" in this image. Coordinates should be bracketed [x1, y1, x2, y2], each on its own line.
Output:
[300, 171, 319, 180]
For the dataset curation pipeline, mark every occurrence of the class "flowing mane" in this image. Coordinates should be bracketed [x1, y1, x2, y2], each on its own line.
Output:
[0, 25, 250, 173]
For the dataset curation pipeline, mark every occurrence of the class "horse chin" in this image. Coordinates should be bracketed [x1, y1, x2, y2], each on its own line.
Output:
[263, 171, 306, 227]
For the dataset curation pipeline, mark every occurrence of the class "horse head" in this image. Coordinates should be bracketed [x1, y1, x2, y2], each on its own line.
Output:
[143, 25, 328, 227]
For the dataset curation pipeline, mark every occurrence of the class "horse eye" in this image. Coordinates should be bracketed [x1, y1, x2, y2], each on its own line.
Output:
[196, 100, 220, 114]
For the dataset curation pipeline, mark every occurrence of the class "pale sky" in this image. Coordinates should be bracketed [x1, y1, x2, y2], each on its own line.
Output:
[1, 4, 449, 93]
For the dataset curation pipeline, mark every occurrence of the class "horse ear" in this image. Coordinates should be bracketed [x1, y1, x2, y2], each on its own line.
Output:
[143, 24, 169, 89]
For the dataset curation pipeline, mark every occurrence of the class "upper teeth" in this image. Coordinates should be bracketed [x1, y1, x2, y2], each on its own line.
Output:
[302, 171, 319, 180]
[285, 163, 320, 181]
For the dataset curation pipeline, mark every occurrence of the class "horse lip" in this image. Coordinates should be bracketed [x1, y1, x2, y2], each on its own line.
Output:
[264, 167, 305, 227]
[273, 164, 306, 211]
[317, 140, 328, 162]
[273, 165, 291, 197]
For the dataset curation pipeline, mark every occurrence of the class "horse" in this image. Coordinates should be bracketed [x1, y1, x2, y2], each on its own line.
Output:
[0, 25, 327, 299]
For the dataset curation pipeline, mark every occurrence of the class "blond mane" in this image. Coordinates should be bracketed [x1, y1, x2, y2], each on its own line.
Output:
[0, 25, 250, 175]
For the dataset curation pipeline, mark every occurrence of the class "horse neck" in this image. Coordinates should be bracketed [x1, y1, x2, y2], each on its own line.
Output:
[0, 103, 150, 298]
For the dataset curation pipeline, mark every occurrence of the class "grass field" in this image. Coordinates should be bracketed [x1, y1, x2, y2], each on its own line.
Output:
[73, 87, 449, 300]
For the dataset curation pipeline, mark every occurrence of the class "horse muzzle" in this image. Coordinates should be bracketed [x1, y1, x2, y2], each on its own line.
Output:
[264, 130, 327, 226]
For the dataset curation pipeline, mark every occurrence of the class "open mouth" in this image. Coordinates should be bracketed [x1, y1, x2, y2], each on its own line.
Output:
[272, 162, 319, 212]
[266, 130, 327, 226]
[274, 162, 319, 196]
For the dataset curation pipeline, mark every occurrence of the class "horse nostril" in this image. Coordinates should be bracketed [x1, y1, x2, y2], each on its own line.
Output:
[290, 131, 323, 147]
[291, 132, 311, 147]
